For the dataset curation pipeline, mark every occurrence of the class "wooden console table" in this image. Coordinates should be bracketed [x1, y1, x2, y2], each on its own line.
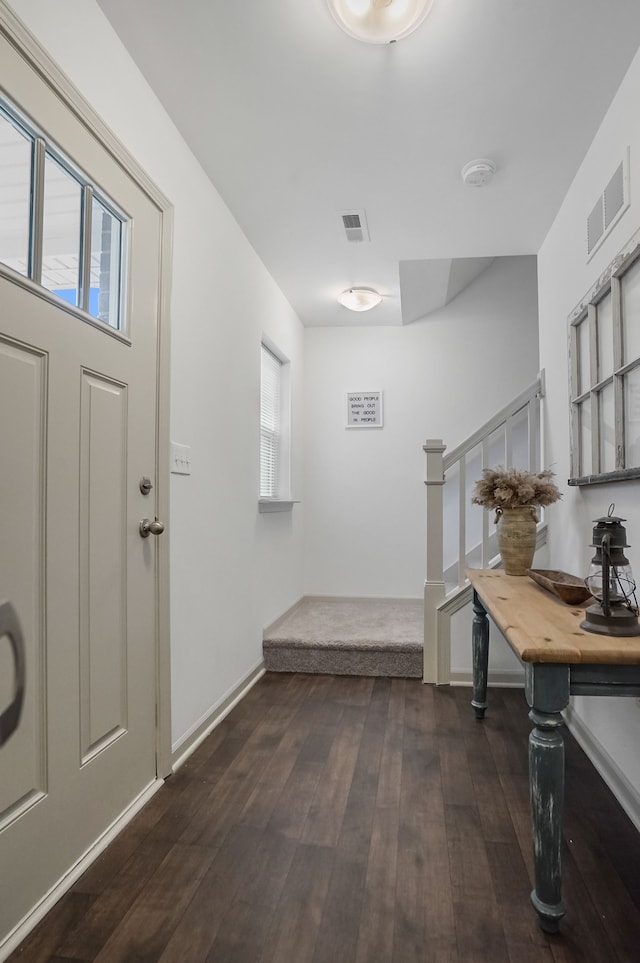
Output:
[467, 568, 640, 933]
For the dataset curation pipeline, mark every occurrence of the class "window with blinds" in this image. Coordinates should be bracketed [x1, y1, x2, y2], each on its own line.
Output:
[260, 343, 283, 497]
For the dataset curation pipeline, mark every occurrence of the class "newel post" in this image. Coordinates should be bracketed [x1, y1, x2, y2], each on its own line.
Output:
[423, 439, 446, 683]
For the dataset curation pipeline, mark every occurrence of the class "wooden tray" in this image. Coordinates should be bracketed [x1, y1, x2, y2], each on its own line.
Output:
[528, 569, 592, 605]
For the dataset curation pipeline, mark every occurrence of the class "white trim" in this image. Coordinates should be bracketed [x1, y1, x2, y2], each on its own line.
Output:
[564, 704, 640, 834]
[0, 262, 133, 344]
[301, 593, 424, 603]
[449, 670, 524, 688]
[443, 372, 545, 471]
[153, 195, 174, 777]
[0, 779, 163, 963]
[171, 660, 266, 769]
[435, 582, 473, 685]
[258, 498, 299, 513]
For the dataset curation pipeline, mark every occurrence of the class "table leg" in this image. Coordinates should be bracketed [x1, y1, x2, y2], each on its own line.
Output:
[525, 663, 569, 932]
[471, 590, 489, 719]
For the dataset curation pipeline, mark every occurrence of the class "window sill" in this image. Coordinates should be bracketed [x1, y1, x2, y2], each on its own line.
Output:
[568, 467, 640, 487]
[258, 499, 299, 513]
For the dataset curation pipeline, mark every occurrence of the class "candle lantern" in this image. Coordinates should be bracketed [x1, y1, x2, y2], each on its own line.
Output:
[581, 505, 640, 637]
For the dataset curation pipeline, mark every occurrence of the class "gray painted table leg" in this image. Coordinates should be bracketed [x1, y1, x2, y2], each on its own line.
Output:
[471, 590, 489, 720]
[526, 663, 569, 933]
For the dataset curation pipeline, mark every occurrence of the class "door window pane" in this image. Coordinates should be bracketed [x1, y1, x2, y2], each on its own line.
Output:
[0, 96, 127, 334]
[0, 111, 32, 277]
[42, 153, 82, 305]
[90, 197, 122, 329]
[624, 365, 640, 468]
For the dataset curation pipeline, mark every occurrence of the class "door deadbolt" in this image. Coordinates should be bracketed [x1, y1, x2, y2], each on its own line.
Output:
[139, 516, 165, 538]
[139, 476, 153, 495]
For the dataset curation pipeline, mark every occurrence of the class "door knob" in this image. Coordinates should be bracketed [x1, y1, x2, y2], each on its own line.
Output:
[139, 516, 165, 538]
[0, 600, 26, 747]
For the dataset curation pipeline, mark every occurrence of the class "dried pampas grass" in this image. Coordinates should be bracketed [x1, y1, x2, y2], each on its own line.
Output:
[471, 466, 561, 510]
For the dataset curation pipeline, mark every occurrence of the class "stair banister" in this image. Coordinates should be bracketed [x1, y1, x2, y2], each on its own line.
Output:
[423, 372, 545, 684]
[423, 439, 446, 683]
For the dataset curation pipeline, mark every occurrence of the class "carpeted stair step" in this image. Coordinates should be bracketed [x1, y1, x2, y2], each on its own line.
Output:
[263, 597, 423, 678]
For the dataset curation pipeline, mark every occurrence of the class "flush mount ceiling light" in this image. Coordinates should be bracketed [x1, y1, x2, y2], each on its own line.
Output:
[337, 288, 383, 311]
[326, 0, 435, 44]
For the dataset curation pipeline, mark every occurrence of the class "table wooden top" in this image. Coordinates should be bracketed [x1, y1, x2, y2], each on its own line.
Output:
[466, 568, 640, 665]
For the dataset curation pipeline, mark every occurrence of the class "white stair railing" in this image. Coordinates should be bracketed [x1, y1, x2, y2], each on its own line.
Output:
[423, 371, 546, 683]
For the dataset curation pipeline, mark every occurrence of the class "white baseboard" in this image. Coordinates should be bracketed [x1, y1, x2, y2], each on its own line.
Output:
[0, 779, 163, 963]
[302, 594, 423, 603]
[449, 670, 525, 688]
[171, 659, 265, 770]
[564, 705, 640, 834]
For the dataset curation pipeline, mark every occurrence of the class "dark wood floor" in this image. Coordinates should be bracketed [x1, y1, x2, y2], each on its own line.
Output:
[8, 674, 640, 962]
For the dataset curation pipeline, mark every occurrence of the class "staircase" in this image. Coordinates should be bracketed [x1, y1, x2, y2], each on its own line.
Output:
[423, 372, 547, 684]
[263, 596, 423, 678]
[263, 374, 546, 682]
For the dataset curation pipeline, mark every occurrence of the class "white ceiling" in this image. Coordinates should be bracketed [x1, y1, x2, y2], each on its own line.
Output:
[96, 0, 640, 327]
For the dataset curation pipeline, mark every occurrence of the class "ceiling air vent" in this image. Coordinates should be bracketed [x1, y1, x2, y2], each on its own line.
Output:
[587, 150, 630, 261]
[340, 209, 370, 243]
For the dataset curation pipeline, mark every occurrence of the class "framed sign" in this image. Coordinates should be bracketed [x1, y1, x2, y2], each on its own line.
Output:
[346, 391, 383, 428]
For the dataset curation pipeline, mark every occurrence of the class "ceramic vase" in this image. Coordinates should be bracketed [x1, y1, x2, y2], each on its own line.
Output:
[494, 505, 538, 575]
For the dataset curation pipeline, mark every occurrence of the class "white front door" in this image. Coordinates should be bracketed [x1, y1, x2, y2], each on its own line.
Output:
[0, 22, 168, 949]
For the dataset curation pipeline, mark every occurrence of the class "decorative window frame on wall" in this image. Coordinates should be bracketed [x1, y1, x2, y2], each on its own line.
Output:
[568, 229, 640, 486]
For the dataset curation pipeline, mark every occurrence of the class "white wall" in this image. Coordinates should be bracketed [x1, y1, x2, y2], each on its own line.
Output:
[7, 0, 306, 752]
[538, 46, 640, 810]
[303, 255, 540, 598]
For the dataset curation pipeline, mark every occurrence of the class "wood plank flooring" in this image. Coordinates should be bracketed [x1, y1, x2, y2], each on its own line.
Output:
[8, 674, 640, 962]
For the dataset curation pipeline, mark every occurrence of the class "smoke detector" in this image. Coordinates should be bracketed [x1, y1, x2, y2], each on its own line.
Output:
[461, 159, 497, 187]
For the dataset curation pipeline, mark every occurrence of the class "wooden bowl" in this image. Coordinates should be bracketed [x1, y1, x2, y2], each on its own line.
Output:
[527, 569, 593, 605]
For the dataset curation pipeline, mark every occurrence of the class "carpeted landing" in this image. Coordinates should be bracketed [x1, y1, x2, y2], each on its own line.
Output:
[263, 597, 424, 678]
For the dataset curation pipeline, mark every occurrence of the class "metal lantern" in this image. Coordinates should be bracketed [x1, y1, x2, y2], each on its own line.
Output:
[581, 505, 640, 637]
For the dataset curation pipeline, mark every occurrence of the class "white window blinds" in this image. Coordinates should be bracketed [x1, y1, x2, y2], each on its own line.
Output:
[260, 344, 282, 497]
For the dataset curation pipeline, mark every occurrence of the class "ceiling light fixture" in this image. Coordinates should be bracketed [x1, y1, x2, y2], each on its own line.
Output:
[338, 288, 383, 311]
[326, 0, 435, 45]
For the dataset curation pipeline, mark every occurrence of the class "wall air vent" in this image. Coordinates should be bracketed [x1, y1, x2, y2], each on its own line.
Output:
[604, 161, 624, 229]
[587, 198, 604, 254]
[587, 150, 630, 261]
[340, 209, 370, 243]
